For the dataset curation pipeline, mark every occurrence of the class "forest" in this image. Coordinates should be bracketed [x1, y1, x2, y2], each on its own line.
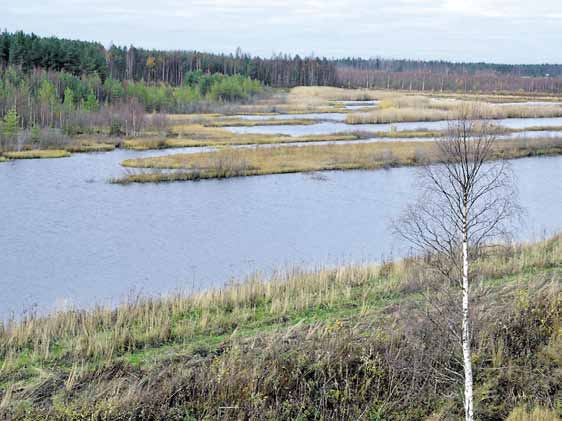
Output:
[2, 30, 562, 94]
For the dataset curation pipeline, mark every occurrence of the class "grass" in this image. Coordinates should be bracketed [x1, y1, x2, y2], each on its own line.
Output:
[290, 86, 387, 101]
[509, 125, 562, 133]
[113, 136, 562, 183]
[63, 142, 116, 153]
[201, 118, 320, 127]
[346, 97, 562, 124]
[123, 122, 368, 150]
[0, 235, 560, 419]
[506, 406, 560, 421]
[1, 149, 71, 160]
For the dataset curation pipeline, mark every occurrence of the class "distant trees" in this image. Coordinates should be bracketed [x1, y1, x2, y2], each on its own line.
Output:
[104, 47, 338, 88]
[335, 66, 562, 94]
[335, 57, 562, 93]
[1, 107, 18, 149]
[0, 65, 264, 141]
[0, 31, 338, 88]
[0, 31, 107, 77]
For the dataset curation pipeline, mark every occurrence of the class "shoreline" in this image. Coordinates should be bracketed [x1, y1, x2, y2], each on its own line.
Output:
[113, 136, 562, 183]
[1, 234, 559, 419]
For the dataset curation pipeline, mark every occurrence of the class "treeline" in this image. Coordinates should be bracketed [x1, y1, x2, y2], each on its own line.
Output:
[336, 67, 562, 93]
[106, 47, 338, 87]
[0, 31, 338, 88]
[0, 31, 107, 77]
[2, 30, 562, 101]
[334, 58, 562, 93]
[335, 57, 562, 77]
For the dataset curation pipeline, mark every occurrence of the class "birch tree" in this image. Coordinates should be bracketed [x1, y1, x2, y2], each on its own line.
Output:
[395, 108, 519, 421]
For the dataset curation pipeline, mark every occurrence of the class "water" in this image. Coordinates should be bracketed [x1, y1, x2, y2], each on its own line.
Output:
[339, 100, 379, 110]
[496, 101, 562, 107]
[1, 144, 561, 319]
[233, 113, 347, 121]
[249, 130, 562, 149]
[224, 117, 562, 137]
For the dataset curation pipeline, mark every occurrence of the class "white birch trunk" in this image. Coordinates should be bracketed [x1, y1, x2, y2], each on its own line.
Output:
[462, 233, 474, 421]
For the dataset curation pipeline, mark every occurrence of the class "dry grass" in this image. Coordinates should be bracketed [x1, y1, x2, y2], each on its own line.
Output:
[0, 234, 559, 419]
[347, 107, 451, 124]
[166, 113, 224, 122]
[114, 136, 562, 183]
[289, 86, 388, 101]
[505, 406, 560, 421]
[123, 123, 367, 150]
[64, 142, 116, 153]
[348, 95, 562, 124]
[1, 149, 71, 159]
[202, 118, 320, 127]
[429, 91, 562, 103]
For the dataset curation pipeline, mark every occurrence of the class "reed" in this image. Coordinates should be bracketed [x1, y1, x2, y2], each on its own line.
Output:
[114, 136, 562, 183]
[347, 99, 562, 124]
[123, 126, 365, 150]
[1, 149, 71, 159]
[289, 86, 387, 101]
[64, 142, 116, 153]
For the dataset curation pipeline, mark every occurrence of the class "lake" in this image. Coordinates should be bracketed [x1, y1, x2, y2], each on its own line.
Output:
[1, 145, 560, 319]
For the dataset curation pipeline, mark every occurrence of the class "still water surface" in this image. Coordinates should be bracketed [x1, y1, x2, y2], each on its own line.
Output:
[225, 117, 562, 136]
[1, 146, 560, 319]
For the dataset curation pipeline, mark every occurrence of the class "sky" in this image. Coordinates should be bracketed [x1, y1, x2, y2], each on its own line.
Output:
[2, 0, 562, 64]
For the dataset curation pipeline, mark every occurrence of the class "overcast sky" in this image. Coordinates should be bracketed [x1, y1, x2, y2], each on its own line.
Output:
[3, 0, 562, 63]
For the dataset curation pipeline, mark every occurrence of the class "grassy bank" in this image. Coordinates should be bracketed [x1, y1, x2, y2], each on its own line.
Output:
[0, 235, 560, 420]
[346, 96, 562, 124]
[202, 118, 320, 127]
[123, 122, 370, 150]
[114, 136, 562, 183]
[0, 139, 117, 161]
[1, 149, 71, 160]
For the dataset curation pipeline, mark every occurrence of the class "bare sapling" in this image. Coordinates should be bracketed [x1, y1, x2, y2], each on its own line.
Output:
[395, 106, 520, 421]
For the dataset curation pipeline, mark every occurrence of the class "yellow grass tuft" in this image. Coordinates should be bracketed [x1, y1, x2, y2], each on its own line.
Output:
[2, 149, 71, 159]
[114, 136, 562, 183]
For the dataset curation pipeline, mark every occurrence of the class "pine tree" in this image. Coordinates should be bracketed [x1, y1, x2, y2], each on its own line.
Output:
[2, 107, 18, 149]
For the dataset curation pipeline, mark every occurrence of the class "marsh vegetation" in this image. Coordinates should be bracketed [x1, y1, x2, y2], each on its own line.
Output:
[0, 235, 559, 419]
[115, 135, 562, 183]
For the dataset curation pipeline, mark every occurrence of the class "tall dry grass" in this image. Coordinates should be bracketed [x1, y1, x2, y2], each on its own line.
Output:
[0, 235, 560, 419]
[347, 95, 562, 124]
[505, 406, 560, 421]
[289, 86, 385, 101]
[115, 136, 562, 183]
